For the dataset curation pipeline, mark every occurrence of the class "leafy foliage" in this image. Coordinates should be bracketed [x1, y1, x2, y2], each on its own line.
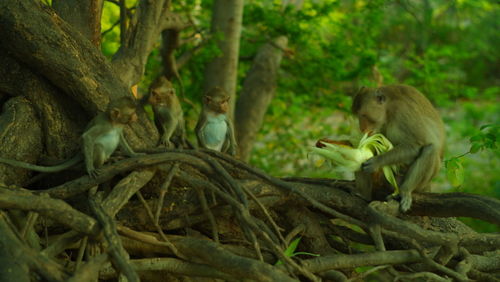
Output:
[98, 0, 499, 232]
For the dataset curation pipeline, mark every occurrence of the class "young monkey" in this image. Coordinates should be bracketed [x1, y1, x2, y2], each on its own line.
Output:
[195, 87, 237, 155]
[145, 76, 187, 148]
[0, 96, 142, 178]
[351, 85, 445, 212]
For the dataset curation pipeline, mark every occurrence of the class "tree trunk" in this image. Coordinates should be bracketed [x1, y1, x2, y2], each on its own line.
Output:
[111, 0, 186, 87]
[235, 36, 288, 161]
[52, 0, 104, 47]
[0, 97, 42, 185]
[203, 0, 244, 116]
[0, 0, 158, 182]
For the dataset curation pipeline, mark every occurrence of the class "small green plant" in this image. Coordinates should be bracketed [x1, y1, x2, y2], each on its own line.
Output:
[275, 237, 319, 265]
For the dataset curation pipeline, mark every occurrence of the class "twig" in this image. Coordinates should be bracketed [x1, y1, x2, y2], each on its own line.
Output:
[88, 196, 139, 282]
[195, 186, 220, 243]
[21, 211, 38, 239]
[241, 183, 287, 246]
[74, 236, 88, 271]
[347, 265, 390, 282]
[285, 224, 305, 246]
[181, 173, 319, 281]
[203, 150, 366, 228]
[394, 272, 451, 282]
[135, 190, 182, 258]
[410, 240, 468, 282]
[154, 163, 179, 224]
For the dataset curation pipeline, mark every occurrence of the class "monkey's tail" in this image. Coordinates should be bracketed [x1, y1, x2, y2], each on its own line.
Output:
[0, 154, 82, 172]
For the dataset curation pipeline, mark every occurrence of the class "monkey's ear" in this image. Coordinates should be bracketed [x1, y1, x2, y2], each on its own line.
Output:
[203, 96, 212, 104]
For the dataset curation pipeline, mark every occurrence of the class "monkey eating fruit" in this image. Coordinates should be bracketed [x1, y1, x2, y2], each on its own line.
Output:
[351, 84, 445, 212]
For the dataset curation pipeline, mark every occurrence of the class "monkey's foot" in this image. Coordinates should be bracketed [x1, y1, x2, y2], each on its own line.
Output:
[361, 158, 379, 173]
[160, 139, 174, 148]
[399, 193, 412, 213]
[88, 168, 101, 179]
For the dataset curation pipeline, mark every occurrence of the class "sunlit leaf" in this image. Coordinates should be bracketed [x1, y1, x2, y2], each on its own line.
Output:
[446, 158, 464, 187]
[470, 143, 482, 154]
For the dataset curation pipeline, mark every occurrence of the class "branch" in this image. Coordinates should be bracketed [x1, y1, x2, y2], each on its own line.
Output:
[0, 0, 128, 113]
[112, 0, 189, 86]
[99, 257, 233, 280]
[0, 187, 99, 236]
[302, 250, 422, 272]
[411, 192, 500, 226]
[0, 215, 69, 281]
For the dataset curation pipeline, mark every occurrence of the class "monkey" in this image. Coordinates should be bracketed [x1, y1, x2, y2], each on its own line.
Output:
[0, 96, 142, 178]
[144, 76, 187, 148]
[82, 96, 143, 177]
[351, 84, 445, 212]
[195, 87, 237, 155]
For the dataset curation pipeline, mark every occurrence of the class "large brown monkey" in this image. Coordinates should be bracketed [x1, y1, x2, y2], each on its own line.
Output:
[351, 85, 445, 212]
[195, 87, 237, 155]
[146, 76, 187, 148]
[0, 97, 141, 178]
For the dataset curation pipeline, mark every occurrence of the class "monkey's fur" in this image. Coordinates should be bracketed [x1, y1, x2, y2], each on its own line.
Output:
[146, 76, 187, 148]
[195, 87, 237, 155]
[0, 97, 141, 178]
[352, 84, 445, 212]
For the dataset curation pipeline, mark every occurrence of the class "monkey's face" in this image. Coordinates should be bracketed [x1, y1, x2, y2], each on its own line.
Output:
[150, 87, 175, 105]
[205, 96, 230, 114]
[353, 90, 387, 134]
[111, 106, 138, 125]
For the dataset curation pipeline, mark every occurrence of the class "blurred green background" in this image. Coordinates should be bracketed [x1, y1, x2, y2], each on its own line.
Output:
[101, 0, 499, 232]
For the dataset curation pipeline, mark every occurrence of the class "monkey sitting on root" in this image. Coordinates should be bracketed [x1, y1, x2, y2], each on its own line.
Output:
[351, 84, 445, 212]
[143, 76, 189, 149]
[195, 87, 237, 156]
[0, 96, 143, 178]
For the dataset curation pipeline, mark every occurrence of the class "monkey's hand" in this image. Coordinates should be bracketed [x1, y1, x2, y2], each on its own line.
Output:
[228, 145, 237, 156]
[160, 136, 174, 148]
[361, 157, 380, 173]
[88, 168, 101, 179]
[399, 192, 412, 212]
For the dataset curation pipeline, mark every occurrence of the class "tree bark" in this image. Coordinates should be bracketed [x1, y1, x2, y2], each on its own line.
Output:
[0, 55, 85, 160]
[235, 36, 288, 161]
[111, 0, 187, 87]
[0, 97, 42, 185]
[0, 0, 125, 114]
[203, 0, 245, 116]
[0, 0, 158, 152]
[52, 0, 104, 47]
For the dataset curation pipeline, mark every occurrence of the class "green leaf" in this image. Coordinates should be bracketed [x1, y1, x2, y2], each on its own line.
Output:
[275, 237, 302, 265]
[480, 124, 494, 130]
[284, 237, 301, 257]
[470, 143, 482, 154]
[447, 159, 464, 187]
[469, 135, 483, 142]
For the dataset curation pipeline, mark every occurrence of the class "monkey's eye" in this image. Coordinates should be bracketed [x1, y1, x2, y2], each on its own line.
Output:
[375, 94, 386, 103]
